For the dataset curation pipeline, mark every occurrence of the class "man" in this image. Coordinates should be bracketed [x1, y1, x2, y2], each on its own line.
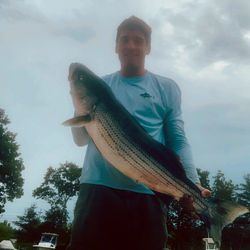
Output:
[67, 16, 210, 250]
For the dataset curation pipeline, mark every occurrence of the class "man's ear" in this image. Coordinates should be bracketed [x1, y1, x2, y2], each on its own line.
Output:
[115, 43, 118, 54]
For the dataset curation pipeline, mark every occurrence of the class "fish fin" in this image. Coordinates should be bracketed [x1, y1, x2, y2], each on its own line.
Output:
[62, 115, 92, 127]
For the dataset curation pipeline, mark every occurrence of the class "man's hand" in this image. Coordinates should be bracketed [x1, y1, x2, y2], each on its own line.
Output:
[196, 183, 212, 198]
[178, 184, 211, 220]
[179, 194, 200, 220]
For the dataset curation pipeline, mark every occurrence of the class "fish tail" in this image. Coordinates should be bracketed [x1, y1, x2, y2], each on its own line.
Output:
[206, 198, 249, 246]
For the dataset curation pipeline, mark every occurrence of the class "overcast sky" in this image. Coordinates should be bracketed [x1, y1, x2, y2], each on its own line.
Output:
[1, 0, 250, 223]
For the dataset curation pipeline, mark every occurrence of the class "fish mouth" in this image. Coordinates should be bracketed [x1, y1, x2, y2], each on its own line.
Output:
[68, 62, 93, 82]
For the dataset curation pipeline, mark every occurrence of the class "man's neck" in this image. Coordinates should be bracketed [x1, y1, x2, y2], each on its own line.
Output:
[120, 65, 145, 77]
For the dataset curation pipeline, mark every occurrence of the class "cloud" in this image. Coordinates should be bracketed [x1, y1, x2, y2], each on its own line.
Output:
[0, 0, 96, 45]
[0, 0, 44, 22]
[156, 0, 250, 68]
[184, 98, 250, 181]
[218, 0, 250, 29]
[0, 0, 9, 8]
[193, 1, 250, 65]
[192, 101, 250, 136]
[57, 24, 95, 43]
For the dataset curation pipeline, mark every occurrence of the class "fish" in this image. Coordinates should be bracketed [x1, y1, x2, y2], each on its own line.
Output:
[63, 62, 248, 246]
[64, 62, 206, 209]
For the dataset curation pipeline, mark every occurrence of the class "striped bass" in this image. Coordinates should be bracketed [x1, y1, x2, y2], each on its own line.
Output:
[63, 63, 248, 246]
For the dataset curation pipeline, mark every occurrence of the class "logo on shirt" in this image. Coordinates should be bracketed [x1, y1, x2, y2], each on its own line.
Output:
[140, 92, 153, 99]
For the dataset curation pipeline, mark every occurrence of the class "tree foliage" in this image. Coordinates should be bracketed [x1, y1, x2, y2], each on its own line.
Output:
[43, 206, 68, 232]
[12, 165, 250, 249]
[0, 109, 24, 214]
[41, 205, 71, 247]
[0, 221, 16, 241]
[237, 174, 250, 209]
[14, 204, 71, 249]
[212, 170, 238, 201]
[14, 204, 42, 244]
[32, 162, 81, 218]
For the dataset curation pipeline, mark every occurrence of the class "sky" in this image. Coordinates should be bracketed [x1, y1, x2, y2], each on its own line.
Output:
[1, 0, 250, 224]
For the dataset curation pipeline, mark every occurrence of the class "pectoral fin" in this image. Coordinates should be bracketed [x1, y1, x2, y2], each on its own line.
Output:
[62, 114, 92, 127]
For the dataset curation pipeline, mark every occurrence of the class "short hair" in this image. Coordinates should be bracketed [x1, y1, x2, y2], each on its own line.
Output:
[116, 16, 152, 44]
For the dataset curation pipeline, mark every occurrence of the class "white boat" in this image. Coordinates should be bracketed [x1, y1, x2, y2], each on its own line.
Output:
[33, 233, 58, 250]
[202, 237, 219, 250]
[0, 240, 17, 250]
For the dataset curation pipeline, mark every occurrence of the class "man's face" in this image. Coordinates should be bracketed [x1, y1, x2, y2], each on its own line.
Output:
[115, 29, 150, 74]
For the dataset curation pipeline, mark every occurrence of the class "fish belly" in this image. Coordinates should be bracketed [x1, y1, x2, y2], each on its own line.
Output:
[85, 114, 185, 200]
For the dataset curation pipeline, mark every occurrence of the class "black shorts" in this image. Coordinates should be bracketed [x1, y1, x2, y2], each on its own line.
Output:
[67, 183, 167, 250]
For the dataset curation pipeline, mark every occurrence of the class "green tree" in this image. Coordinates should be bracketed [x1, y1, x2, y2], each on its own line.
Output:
[14, 204, 42, 244]
[237, 173, 250, 209]
[0, 109, 24, 214]
[43, 206, 68, 231]
[40, 205, 71, 246]
[13, 204, 71, 249]
[33, 162, 81, 220]
[197, 168, 211, 190]
[212, 170, 237, 201]
[0, 221, 16, 241]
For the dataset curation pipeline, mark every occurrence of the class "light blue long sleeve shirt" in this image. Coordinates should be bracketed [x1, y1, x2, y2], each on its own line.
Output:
[76, 71, 200, 194]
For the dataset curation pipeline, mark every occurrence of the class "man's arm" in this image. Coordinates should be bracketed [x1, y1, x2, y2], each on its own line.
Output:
[163, 81, 200, 184]
[163, 81, 211, 197]
[164, 118, 200, 184]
